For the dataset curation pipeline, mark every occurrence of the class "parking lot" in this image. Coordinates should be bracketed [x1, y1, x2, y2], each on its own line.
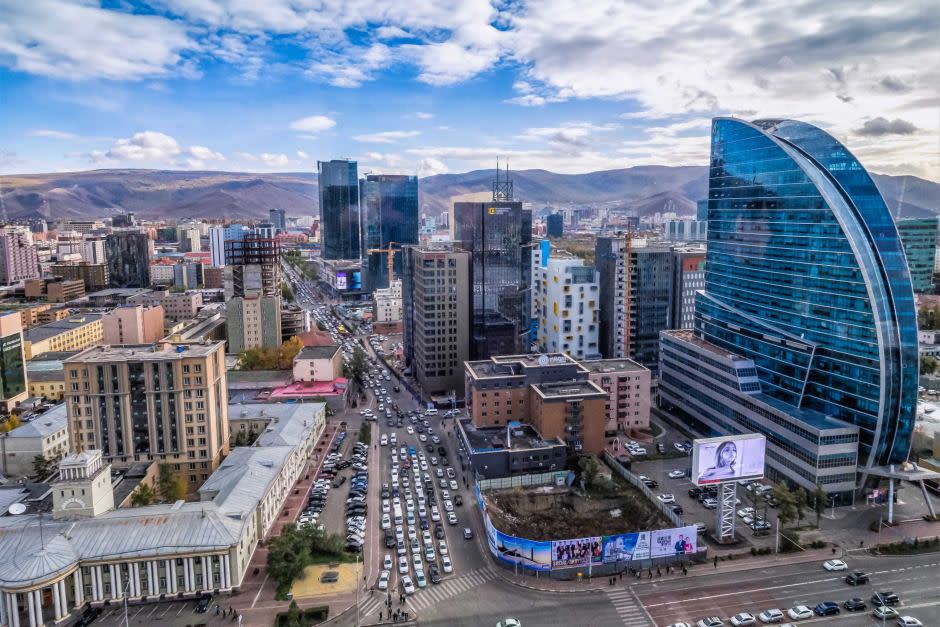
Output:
[90, 598, 209, 626]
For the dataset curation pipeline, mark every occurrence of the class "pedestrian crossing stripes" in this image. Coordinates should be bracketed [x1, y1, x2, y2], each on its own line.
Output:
[605, 589, 653, 627]
[405, 567, 498, 612]
[359, 594, 384, 618]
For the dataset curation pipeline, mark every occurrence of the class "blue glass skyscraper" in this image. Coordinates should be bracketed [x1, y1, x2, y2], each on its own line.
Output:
[318, 159, 360, 260]
[361, 174, 419, 291]
[660, 118, 917, 496]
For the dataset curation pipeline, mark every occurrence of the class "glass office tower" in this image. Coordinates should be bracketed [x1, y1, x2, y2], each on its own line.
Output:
[361, 174, 419, 291]
[318, 160, 360, 260]
[698, 118, 917, 470]
[896, 218, 938, 293]
[454, 201, 533, 359]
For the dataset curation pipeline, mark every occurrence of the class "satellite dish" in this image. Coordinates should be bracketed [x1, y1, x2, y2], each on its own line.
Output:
[8, 503, 27, 516]
[537, 355, 549, 366]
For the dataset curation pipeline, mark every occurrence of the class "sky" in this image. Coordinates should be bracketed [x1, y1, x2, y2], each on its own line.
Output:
[1, 0, 938, 181]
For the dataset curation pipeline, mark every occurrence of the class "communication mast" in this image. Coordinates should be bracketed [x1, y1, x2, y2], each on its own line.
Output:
[492, 157, 513, 201]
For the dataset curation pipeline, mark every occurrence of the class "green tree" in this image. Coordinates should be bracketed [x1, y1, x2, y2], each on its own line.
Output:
[281, 282, 293, 301]
[813, 484, 828, 526]
[0, 415, 20, 433]
[346, 347, 368, 381]
[277, 336, 304, 369]
[282, 601, 304, 627]
[921, 355, 938, 376]
[234, 431, 247, 446]
[773, 481, 798, 527]
[578, 456, 600, 489]
[157, 464, 187, 502]
[267, 526, 312, 590]
[358, 422, 372, 446]
[794, 487, 808, 528]
[130, 483, 157, 507]
[32, 455, 51, 478]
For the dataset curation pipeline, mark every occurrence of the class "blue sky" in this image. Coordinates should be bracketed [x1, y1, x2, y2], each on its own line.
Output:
[1, 1, 937, 180]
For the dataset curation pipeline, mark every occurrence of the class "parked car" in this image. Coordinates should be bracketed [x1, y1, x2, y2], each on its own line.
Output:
[842, 598, 866, 612]
[813, 601, 839, 616]
[845, 571, 870, 586]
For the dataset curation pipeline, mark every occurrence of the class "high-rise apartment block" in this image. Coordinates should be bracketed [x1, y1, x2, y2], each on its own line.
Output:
[0, 232, 40, 285]
[226, 295, 281, 353]
[665, 219, 707, 241]
[106, 231, 151, 288]
[659, 118, 918, 499]
[402, 246, 471, 400]
[361, 174, 419, 291]
[64, 340, 229, 488]
[582, 358, 651, 434]
[0, 312, 28, 412]
[896, 218, 938, 293]
[51, 262, 110, 292]
[223, 233, 280, 298]
[453, 200, 532, 359]
[672, 247, 706, 329]
[269, 208, 287, 233]
[81, 235, 107, 264]
[318, 159, 361, 260]
[546, 212, 564, 238]
[531, 243, 600, 360]
[595, 237, 675, 370]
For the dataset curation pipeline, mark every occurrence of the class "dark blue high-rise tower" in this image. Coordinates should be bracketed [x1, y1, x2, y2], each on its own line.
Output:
[318, 159, 360, 260]
[361, 174, 419, 291]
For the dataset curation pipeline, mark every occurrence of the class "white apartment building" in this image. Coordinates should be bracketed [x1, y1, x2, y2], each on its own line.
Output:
[532, 249, 601, 361]
[373, 280, 403, 323]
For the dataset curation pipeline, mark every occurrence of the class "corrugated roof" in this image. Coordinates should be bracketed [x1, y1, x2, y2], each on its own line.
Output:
[8, 404, 67, 439]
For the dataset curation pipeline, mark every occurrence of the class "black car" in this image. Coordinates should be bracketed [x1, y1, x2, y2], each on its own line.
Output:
[670, 503, 683, 515]
[195, 594, 212, 613]
[871, 591, 899, 606]
[428, 564, 442, 584]
[843, 598, 866, 611]
[344, 543, 363, 553]
[454, 494, 463, 506]
[74, 607, 102, 627]
[426, 444, 435, 452]
[394, 385, 401, 393]
[435, 524, 446, 539]
[385, 532, 396, 548]
[333, 476, 347, 488]
[438, 446, 447, 456]
[381, 487, 390, 499]
[845, 571, 869, 586]
[336, 460, 352, 470]
[688, 487, 704, 498]
[656, 442, 666, 454]
[813, 601, 839, 616]
[420, 518, 430, 530]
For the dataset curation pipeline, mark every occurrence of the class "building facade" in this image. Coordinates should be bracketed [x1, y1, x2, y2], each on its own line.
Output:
[672, 247, 706, 329]
[0, 232, 40, 285]
[453, 200, 532, 359]
[583, 358, 651, 434]
[101, 305, 165, 345]
[595, 238, 676, 371]
[373, 280, 403, 324]
[659, 118, 919, 497]
[50, 263, 110, 292]
[23, 314, 103, 360]
[546, 212, 564, 238]
[269, 209, 287, 233]
[128, 290, 203, 321]
[361, 174, 419, 291]
[532, 249, 600, 360]
[226, 295, 281, 353]
[292, 345, 342, 382]
[665, 219, 708, 241]
[318, 159, 361, 261]
[0, 313, 28, 412]
[402, 246, 471, 400]
[896, 218, 938, 293]
[63, 341, 229, 488]
[105, 231, 151, 288]
[0, 403, 69, 478]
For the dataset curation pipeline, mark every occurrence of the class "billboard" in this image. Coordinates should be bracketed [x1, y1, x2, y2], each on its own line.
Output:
[692, 433, 766, 485]
[600, 526, 697, 562]
[601, 532, 650, 562]
[336, 272, 348, 290]
[650, 526, 697, 558]
[551, 536, 602, 568]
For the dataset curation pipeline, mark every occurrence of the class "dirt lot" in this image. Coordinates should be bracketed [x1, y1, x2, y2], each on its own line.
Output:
[484, 480, 672, 540]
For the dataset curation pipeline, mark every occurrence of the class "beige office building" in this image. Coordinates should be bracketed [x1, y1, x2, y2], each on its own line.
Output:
[63, 340, 229, 489]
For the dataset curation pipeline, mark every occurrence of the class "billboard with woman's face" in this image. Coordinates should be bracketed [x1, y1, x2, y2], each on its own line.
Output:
[692, 434, 766, 485]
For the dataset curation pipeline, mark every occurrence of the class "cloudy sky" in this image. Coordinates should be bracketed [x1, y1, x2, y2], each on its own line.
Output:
[1, 0, 937, 180]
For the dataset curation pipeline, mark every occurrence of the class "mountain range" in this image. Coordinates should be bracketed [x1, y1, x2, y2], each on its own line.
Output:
[0, 167, 936, 222]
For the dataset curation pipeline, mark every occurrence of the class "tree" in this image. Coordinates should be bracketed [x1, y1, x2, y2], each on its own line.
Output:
[157, 464, 187, 502]
[773, 481, 798, 527]
[794, 487, 808, 528]
[0, 415, 20, 433]
[238, 338, 304, 371]
[32, 455, 51, 478]
[130, 483, 156, 507]
[813, 483, 828, 526]
[267, 526, 312, 590]
[281, 282, 293, 301]
[921, 356, 939, 376]
[234, 431, 247, 446]
[277, 336, 304, 369]
[346, 347, 368, 381]
[579, 456, 600, 489]
[282, 601, 304, 627]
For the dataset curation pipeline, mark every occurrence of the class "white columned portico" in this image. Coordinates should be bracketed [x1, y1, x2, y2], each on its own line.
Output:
[164, 560, 176, 594]
[7, 592, 20, 627]
[182, 559, 192, 592]
[108, 566, 119, 600]
[52, 583, 63, 622]
[221, 554, 231, 588]
[57, 580, 68, 621]
[130, 563, 141, 598]
[72, 570, 84, 608]
[0, 590, 8, 627]
[200, 556, 210, 591]
[93, 566, 104, 601]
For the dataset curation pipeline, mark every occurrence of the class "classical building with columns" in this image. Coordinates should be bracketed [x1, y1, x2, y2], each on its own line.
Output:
[0, 402, 325, 627]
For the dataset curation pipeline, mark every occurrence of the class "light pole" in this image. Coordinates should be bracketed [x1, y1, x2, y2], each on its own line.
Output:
[355, 552, 360, 627]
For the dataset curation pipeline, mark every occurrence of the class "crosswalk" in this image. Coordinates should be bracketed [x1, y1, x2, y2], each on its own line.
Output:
[359, 594, 385, 618]
[605, 588, 653, 627]
[359, 567, 499, 617]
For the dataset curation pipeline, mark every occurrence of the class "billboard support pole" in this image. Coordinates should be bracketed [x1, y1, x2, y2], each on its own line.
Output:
[717, 481, 737, 543]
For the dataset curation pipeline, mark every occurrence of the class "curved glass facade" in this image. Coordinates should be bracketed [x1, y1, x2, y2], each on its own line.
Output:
[699, 118, 918, 469]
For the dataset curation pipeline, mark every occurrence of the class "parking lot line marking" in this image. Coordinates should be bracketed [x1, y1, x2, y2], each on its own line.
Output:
[251, 573, 268, 608]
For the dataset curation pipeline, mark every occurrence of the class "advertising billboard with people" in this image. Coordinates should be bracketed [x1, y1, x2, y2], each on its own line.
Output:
[691, 433, 766, 486]
[551, 536, 603, 568]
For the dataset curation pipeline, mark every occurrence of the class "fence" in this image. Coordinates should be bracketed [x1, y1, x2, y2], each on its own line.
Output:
[477, 470, 570, 491]
[603, 450, 684, 528]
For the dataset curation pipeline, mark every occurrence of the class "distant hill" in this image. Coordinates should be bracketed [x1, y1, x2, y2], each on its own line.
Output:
[0, 166, 936, 222]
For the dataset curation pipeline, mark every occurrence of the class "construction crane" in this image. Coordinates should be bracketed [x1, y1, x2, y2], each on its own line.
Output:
[366, 242, 402, 283]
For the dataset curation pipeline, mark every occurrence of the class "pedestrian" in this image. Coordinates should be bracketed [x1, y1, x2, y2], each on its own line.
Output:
[648, 570, 652, 579]
[682, 566, 687, 576]
[713, 556, 718, 569]
[619, 571, 623, 581]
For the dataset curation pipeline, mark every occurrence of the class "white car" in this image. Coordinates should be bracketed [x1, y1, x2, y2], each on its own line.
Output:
[896, 618, 923, 627]
[737, 507, 755, 518]
[822, 559, 847, 571]
[383, 554, 393, 570]
[419, 434, 427, 442]
[414, 569, 427, 588]
[424, 545, 435, 561]
[438, 540, 449, 555]
[668, 470, 686, 479]
[412, 553, 422, 570]
[398, 556, 409, 574]
[447, 511, 458, 525]
[786, 606, 813, 620]
[442, 490, 451, 500]
[401, 575, 415, 595]
[730, 613, 756, 627]
[381, 514, 391, 529]
[380, 434, 388, 446]
[441, 555, 453, 573]
[407, 426, 414, 434]
[436, 468, 444, 478]
[444, 500, 454, 512]
[657, 493, 676, 504]
[382, 500, 390, 514]
[757, 608, 784, 624]
[449, 480, 459, 490]
[431, 506, 441, 521]
[378, 570, 390, 590]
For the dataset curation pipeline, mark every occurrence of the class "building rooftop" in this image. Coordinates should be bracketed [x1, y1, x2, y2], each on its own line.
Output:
[297, 345, 340, 360]
[64, 340, 223, 363]
[662, 329, 754, 362]
[459, 419, 563, 453]
[531, 379, 607, 400]
[24, 313, 103, 343]
[6, 404, 67, 439]
[466, 353, 584, 379]
[581, 358, 648, 374]
[26, 351, 77, 381]
[86, 288, 152, 299]
[228, 402, 327, 448]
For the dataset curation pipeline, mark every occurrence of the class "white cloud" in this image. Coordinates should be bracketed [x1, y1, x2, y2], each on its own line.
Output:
[189, 145, 225, 161]
[28, 129, 79, 140]
[106, 131, 182, 161]
[353, 130, 421, 144]
[0, 0, 197, 80]
[415, 112, 434, 120]
[260, 153, 289, 166]
[418, 157, 449, 176]
[296, 150, 310, 159]
[289, 115, 336, 134]
[519, 122, 620, 147]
